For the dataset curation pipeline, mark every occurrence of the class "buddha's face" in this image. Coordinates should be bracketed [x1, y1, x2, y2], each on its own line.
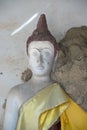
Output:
[28, 41, 55, 76]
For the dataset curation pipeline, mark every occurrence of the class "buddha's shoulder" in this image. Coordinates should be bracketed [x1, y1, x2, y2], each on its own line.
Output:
[8, 81, 31, 97]
[6, 82, 32, 106]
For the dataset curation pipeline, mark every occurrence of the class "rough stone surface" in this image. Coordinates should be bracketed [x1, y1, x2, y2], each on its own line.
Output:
[54, 26, 87, 111]
[21, 26, 87, 111]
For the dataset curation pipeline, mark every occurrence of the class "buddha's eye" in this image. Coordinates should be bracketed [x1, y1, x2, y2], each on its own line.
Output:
[30, 49, 40, 57]
[41, 50, 52, 57]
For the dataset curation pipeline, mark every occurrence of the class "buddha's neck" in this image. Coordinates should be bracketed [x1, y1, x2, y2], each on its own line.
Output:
[31, 75, 52, 84]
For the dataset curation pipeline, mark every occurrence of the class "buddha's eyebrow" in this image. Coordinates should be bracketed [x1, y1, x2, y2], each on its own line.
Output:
[33, 48, 50, 50]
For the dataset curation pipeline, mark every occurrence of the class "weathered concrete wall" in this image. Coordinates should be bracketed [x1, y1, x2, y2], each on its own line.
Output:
[0, 0, 87, 128]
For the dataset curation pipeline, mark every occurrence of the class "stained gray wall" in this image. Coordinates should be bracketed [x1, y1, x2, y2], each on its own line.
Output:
[0, 0, 87, 127]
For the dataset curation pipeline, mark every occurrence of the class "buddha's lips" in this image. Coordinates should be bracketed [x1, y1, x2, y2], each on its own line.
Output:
[36, 65, 44, 69]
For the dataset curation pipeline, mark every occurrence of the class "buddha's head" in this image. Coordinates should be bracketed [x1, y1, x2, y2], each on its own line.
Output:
[26, 14, 58, 77]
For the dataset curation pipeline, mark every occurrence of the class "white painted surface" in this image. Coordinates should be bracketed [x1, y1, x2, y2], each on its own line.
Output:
[0, 0, 87, 126]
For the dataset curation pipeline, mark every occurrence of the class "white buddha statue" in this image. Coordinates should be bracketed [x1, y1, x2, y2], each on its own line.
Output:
[3, 14, 87, 130]
[3, 14, 59, 130]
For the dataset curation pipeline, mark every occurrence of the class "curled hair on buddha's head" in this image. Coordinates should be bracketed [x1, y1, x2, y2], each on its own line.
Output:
[26, 14, 58, 57]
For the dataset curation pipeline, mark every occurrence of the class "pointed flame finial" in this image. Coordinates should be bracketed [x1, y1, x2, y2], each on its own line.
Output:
[37, 14, 48, 32]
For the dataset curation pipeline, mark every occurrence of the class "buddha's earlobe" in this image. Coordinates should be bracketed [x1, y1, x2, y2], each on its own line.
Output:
[52, 51, 58, 72]
[28, 60, 31, 69]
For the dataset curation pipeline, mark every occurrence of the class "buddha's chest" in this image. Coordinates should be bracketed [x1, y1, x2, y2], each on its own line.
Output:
[18, 84, 49, 108]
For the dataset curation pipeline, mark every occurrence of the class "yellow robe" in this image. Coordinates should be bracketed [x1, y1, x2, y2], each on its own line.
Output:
[16, 83, 87, 130]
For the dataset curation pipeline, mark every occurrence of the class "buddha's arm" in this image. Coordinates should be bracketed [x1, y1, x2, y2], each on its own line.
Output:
[3, 89, 19, 130]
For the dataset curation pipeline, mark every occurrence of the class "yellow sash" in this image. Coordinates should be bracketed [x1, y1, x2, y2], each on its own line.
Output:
[16, 83, 87, 130]
[61, 97, 87, 130]
[16, 83, 69, 130]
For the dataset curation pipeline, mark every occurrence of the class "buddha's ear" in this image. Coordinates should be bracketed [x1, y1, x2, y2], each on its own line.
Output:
[52, 51, 58, 72]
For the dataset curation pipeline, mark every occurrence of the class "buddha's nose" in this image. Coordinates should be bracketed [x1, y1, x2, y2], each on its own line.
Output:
[37, 54, 43, 64]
